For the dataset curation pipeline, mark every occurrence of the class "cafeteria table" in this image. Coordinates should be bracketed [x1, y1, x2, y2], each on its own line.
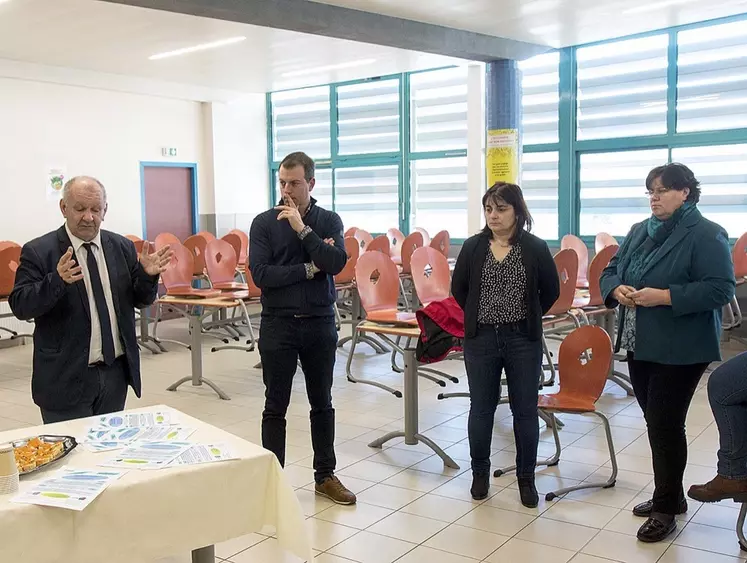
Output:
[0, 405, 310, 563]
[158, 295, 245, 400]
[349, 321, 460, 469]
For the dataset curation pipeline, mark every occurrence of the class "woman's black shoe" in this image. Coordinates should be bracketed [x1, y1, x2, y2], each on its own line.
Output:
[637, 514, 676, 543]
[518, 477, 539, 508]
[632, 499, 688, 517]
[471, 473, 490, 500]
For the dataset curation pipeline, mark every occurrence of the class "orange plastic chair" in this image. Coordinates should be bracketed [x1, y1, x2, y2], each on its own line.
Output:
[561, 234, 589, 289]
[242, 264, 262, 299]
[0, 245, 21, 298]
[125, 234, 142, 243]
[545, 249, 579, 318]
[222, 233, 243, 264]
[226, 229, 249, 266]
[354, 251, 401, 323]
[366, 235, 390, 254]
[573, 245, 619, 310]
[335, 237, 360, 286]
[429, 230, 450, 259]
[410, 246, 451, 306]
[354, 229, 373, 251]
[205, 239, 249, 291]
[387, 228, 406, 263]
[155, 232, 181, 251]
[0, 241, 20, 252]
[594, 232, 618, 254]
[196, 231, 216, 241]
[132, 240, 149, 255]
[345, 227, 359, 238]
[160, 243, 221, 298]
[494, 326, 616, 498]
[733, 232, 747, 282]
[183, 234, 211, 277]
[415, 227, 431, 247]
[399, 232, 424, 276]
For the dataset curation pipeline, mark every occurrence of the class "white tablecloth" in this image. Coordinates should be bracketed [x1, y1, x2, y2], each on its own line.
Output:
[0, 405, 311, 563]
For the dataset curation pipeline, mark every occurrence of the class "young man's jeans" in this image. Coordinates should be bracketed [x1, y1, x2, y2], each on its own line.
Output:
[259, 315, 338, 483]
[707, 352, 747, 480]
[463, 322, 542, 478]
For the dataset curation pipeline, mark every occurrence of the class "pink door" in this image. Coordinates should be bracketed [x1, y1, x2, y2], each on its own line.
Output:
[142, 166, 194, 242]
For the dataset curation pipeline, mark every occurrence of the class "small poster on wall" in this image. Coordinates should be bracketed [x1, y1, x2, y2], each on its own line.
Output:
[46, 167, 66, 201]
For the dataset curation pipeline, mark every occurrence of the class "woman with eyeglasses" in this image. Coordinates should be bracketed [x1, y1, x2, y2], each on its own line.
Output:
[600, 163, 736, 543]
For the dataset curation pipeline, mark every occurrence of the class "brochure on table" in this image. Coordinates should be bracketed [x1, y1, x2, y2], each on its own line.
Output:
[100, 441, 194, 470]
[12, 469, 125, 511]
[173, 443, 237, 466]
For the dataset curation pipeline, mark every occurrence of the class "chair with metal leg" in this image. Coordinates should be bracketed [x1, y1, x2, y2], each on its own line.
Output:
[204, 238, 257, 350]
[561, 234, 589, 289]
[387, 227, 406, 265]
[392, 246, 458, 385]
[397, 231, 424, 311]
[494, 325, 618, 502]
[594, 232, 618, 254]
[0, 245, 33, 340]
[335, 237, 386, 354]
[415, 227, 431, 247]
[366, 235, 390, 255]
[429, 230, 450, 260]
[353, 229, 373, 253]
[572, 245, 633, 395]
[542, 249, 583, 386]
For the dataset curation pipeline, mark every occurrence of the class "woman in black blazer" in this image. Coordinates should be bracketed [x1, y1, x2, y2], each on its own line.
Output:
[451, 182, 560, 506]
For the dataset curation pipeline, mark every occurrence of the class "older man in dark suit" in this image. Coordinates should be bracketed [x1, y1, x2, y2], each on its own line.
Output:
[10, 176, 173, 423]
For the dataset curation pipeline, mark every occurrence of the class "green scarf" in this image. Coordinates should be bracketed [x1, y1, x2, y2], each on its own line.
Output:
[623, 201, 696, 289]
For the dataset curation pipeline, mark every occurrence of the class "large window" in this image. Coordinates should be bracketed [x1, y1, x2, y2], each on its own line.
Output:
[520, 52, 560, 145]
[334, 165, 400, 233]
[579, 149, 668, 236]
[410, 157, 468, 239]
[270, 86, 331, 161]
[337, 79, 400, 155]
[522, 152, 559, 240]
[267, 15, 747, 243]
[577, 35, 668, 140]
[410, 66, 468, 152]
[671, 144, 747, 237]
[677, 21, 747, 132]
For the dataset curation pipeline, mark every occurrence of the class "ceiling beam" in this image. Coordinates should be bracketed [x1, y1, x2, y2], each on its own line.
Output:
[97, 0, 550, 62]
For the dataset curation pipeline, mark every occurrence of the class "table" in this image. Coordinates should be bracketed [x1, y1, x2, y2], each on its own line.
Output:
[159, 296, 245, 400]
[350, 321, 459, 469]
[0, 405, 310, 563]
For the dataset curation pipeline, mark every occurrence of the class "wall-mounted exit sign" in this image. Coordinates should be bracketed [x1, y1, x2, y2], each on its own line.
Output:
[161, 147, 178, 157]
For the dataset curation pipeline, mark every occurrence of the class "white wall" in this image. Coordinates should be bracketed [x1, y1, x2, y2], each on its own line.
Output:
[204, 97, 269, 234]
[0, 77, 206, 244]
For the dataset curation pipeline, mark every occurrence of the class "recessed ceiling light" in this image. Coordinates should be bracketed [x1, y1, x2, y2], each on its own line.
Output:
[149, 36, 246, 60]
[282, 59, 377, 78]
[623, 0, 698, 14]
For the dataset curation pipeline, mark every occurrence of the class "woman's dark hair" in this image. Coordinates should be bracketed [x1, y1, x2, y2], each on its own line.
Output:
[481, 182, 533, 244]
[645, 162, 701, 203]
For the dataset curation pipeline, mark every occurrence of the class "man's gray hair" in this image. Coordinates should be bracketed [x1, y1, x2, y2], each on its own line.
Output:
[62, 176, 107, 203]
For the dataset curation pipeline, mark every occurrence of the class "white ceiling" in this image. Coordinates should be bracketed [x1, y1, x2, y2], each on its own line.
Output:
[309, 0, 747, 48]
[0, 0, 464, 99]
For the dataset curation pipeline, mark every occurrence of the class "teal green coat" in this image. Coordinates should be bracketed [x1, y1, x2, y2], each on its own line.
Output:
[600, 208, 735, 365]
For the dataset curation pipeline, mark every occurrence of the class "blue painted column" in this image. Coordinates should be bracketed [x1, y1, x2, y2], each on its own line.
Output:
[485, 59, 522, 187]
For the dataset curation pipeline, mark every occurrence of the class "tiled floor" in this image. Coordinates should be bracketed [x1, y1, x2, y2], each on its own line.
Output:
[1, 319, 746, 563]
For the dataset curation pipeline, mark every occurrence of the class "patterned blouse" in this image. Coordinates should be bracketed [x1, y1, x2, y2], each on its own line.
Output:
[620, 306, 637, 352]
[477, 244, 528, 325]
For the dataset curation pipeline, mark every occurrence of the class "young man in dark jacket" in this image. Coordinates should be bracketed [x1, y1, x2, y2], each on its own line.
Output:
[249, 152, 355, 504]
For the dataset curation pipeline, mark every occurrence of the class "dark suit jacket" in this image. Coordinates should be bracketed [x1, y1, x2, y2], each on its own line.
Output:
[9, 226, 159, 410]
[451, 230, 560, 341]
[600, 208, 735, 365]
